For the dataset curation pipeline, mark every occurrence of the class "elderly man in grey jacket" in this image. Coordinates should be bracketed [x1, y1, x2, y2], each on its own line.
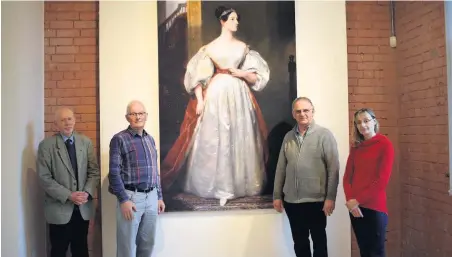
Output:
[273, 97, 340, 257]
[37, 107, 100, 257]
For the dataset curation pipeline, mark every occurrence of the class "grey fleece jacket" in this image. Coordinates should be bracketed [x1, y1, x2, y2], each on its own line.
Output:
[273, 122, 340, 203]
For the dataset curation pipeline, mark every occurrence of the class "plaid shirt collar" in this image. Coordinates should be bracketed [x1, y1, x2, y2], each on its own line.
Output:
[126, 126, 148, 137]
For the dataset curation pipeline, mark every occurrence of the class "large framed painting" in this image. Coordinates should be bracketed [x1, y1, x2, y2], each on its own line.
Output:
[157, 0, 297, 212]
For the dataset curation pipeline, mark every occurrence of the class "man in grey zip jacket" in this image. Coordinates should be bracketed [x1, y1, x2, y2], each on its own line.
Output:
[273, 97, 339, 257]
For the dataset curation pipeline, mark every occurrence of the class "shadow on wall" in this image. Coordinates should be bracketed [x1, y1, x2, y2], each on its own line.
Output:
[90, 186, 103, 257]
[99, 171, 118, 257]
[21, 123, 47, 257]
[263, 120, 295, 195]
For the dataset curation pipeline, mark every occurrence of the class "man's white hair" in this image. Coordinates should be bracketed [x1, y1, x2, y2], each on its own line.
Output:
[126, 100, 146, 115]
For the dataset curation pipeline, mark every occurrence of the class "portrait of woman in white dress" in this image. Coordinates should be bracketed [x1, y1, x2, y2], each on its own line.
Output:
[161, 5, 271, 206]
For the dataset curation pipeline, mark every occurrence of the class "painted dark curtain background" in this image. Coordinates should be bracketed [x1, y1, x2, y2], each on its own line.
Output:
[157, 0, 296, 212]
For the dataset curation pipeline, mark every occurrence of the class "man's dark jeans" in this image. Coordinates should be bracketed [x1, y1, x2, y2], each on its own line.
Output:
[284, 201, 328, 257]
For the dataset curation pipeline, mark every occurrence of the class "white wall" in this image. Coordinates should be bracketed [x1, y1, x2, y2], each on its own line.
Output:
[99, 1, 350, 256]
[1, 2, 47, 257]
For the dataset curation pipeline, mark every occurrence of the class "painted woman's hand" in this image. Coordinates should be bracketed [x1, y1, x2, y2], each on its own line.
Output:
[229, 68, 247, 78]
[196, 100, 204, 116]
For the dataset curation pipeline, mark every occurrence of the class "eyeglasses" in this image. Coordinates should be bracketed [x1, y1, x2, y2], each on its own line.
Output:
[355, 118, 374, 125]
[127, 112, 147, 117]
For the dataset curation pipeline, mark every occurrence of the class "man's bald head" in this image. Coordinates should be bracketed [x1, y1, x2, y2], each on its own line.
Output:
[54, 107, 75, 137]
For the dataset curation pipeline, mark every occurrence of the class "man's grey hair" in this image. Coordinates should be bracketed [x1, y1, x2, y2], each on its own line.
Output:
[292, 96, 315, 112]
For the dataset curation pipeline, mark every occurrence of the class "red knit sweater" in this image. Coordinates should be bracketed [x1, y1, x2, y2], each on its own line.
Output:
[343, 134, 394, 214]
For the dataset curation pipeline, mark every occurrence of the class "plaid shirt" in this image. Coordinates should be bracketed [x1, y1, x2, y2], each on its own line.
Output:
[108, 127, 162, 203]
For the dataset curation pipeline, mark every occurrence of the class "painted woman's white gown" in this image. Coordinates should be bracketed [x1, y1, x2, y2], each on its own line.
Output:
[180, 45, 270, 203]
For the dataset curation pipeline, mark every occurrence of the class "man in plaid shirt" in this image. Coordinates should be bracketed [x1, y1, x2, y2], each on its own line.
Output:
[108, 100, 165, 257]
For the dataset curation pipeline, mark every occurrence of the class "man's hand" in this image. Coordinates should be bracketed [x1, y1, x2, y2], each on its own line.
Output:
[273, 199, 284, 213]
[120, 200, 136, 221]
[80, 191, 90, 201]
[69, 191, 88, 205]
[158, 200, 166, 214]
[323, 199, 335, 216]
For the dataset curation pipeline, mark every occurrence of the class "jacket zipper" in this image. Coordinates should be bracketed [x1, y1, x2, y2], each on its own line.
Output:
[295, 134, 306, 199]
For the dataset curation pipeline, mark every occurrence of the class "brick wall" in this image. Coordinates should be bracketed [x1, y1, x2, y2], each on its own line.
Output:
[346, 2, 401, 257]
[347, 1, 451, 256]
[44, 1, 98, 145]
[395, 2, 452, 256]
[44, 2, 101, 256]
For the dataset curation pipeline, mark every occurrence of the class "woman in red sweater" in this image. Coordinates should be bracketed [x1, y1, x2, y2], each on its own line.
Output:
[343, 108, 394, 257]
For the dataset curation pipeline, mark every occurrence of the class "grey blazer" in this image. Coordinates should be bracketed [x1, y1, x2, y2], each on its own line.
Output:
[37, 132, 100, 225]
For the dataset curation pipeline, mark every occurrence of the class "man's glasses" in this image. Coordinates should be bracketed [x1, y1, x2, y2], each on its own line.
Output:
[128, 112, 147, 118]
